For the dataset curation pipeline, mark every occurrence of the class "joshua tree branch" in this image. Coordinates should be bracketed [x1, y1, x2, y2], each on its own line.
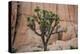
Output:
[34, 30, 42, 36]
[29, 26, 42, 36]
[46, 23, 57, 43]
[52, 30, 65, 34]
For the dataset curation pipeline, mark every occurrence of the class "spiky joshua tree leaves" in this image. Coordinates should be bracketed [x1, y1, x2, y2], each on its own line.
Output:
[27, 6, 62, 51]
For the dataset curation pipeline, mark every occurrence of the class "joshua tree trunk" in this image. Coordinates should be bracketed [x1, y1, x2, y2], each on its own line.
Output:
[43, 42, 47, 51]
[41, 35, 48, 51]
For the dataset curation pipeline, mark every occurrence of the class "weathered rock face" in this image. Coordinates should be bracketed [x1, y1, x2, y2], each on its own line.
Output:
[10, 2, 17, 45]
[10, 2, 78, 52]
[59, 22, 77, 41]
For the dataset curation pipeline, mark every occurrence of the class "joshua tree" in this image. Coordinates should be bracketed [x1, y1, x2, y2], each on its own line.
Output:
[27, 6, 65, 51]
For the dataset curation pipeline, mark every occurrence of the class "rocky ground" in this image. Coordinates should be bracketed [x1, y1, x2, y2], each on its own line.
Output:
[16, 37, 78, 52]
